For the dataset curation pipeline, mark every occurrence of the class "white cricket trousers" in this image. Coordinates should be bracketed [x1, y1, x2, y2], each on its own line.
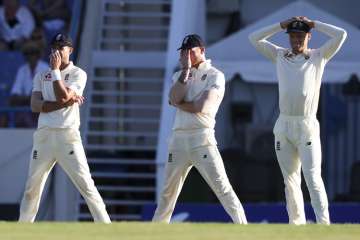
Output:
[274, 115, 330, 225]
[19, 127, 111, 223]
[152, 130, 247, 224]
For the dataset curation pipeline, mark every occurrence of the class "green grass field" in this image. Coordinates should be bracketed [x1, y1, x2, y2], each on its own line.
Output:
[0, 222, 359, 240]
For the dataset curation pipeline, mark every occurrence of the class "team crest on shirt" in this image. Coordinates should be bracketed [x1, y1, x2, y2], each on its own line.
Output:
[44, 73, 52, 81]
[201, 74, 207, 81]
[65, 74, 70, 81]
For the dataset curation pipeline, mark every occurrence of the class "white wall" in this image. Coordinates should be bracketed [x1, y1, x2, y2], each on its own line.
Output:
[0, 129, 33, 203]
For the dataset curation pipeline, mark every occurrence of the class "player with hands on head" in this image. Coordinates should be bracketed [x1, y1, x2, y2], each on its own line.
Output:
[249, 16, 347, 225]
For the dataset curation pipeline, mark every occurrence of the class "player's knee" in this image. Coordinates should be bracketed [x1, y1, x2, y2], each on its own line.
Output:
[24, 189, 37, 201]
[213, 181, 232, 196]
[303, 172, 322, 187]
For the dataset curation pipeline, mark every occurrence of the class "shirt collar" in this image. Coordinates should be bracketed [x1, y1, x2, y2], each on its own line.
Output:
[193, 59, 212, 71]
[61, 61, 73, 72]
[284, 50, 310, 60]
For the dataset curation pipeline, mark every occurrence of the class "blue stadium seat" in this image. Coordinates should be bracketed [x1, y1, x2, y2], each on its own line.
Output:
[0, 51, 25, 107]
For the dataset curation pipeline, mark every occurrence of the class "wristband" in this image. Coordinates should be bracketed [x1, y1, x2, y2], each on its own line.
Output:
[51, 69, 61, 82]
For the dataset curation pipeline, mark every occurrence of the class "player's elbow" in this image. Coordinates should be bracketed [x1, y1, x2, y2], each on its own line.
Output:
[30, 102, 41, 113]
[248, 33, 258, 46]
[56, 93, 73, 104]
[30, 98, 41, 113]
[340, 30, 347, 41]
[57, 97, 69, 105]
[31, 105, 40, 113]
[193, 102, 206, 114]
[169, 94, 182, 106]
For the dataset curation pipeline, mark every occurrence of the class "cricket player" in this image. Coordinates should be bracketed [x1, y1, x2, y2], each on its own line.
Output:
[249, 17, 347, 224]
[18, 33, 111, 223]
[152, 34, 247, 224]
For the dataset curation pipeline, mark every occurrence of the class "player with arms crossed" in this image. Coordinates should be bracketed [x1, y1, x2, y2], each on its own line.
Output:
[249, 17, 346, 224]
[152, 34, 247, 224]
[19, 33, 111, 223]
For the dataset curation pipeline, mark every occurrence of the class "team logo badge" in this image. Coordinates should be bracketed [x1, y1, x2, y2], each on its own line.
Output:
[292, 21, 299, 28]
[56, 34, 63, 41]
[44, 73, 52, 81]
[65, 74, 70, 81]
[183, 36, 189, 45]
[201, 74, 207, 81]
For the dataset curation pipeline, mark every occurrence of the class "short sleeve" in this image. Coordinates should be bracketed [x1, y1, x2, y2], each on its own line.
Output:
[204, 71, 225, 96]
[67, 70, 87, 96]
[32, 72, 42, 92]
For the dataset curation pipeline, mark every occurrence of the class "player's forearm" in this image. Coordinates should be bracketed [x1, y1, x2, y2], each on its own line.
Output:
[315, 21, 347, 60]
[175, 101, 201, 113]
[249, 23, 282, 45]
[315, 21, 347, 39]
[51, 70, 74, 104]
[176, 95, 208, 114]
[53, 81, 75, 104]
[169, 70, 190, 105]
[41, 101, 69, 113]
[248, 23, 282, 62]
[169, 83, 188, 105]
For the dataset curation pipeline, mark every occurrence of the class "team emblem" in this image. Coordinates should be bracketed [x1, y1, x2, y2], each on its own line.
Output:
[201, 74, 207, 81]
[65, 74, 70, 81]
[292, 21, 299, 28]
[45, 73, 52, 81]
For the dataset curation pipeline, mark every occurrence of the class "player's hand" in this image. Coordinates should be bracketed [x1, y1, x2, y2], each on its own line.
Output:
[75, 95, 85, 106]
[50, 50, 61, 70]
[63, 97, 76, 107]
[298, 16, 315, 28]
[179, 49, 191, 70]
[280, 17, 299, 29]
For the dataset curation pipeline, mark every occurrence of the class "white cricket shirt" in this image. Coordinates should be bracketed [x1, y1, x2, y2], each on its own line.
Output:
[32, 61, 87, 129]
[249, 21, 347, 117]
[172, 59, 225, 131]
